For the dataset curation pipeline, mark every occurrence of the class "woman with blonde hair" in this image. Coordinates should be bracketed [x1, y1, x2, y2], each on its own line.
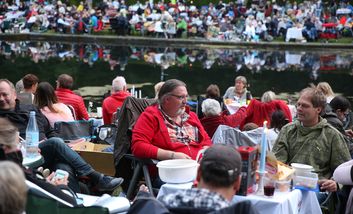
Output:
[317, 82, 335, 103]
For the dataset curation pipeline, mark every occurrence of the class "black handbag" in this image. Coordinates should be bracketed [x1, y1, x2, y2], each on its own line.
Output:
[54, 120, 93, 142]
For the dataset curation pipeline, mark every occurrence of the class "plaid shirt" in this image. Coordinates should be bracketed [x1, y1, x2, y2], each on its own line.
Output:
[159, 106, 198, 144]
[159, 188, 230, 210]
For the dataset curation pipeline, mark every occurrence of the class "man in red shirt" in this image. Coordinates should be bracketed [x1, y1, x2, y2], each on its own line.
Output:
[55, 74, 89, 120]
[132, 79, 211, 160]
[102, 76, 130, 124]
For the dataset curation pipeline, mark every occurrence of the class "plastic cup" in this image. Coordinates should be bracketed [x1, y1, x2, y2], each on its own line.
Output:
[275, 180, 291, 192]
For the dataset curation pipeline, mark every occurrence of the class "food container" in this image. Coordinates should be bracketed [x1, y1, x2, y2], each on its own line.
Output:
[293, 172, 318, 190]
[275, 180, 291, 192]
[156, 159, 199, 184]
[291, 163, 314, 174]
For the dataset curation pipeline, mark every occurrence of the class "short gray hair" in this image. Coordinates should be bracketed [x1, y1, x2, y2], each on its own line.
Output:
[261, 91, 276, 103]
[112, 76, 126, 92]
[158, 79, 186, 103]
[202, 99, 222, 116]
[235, 76, 247, 86]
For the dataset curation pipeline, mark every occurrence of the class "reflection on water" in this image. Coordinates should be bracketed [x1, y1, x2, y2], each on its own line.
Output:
[1, 40, 353, 101]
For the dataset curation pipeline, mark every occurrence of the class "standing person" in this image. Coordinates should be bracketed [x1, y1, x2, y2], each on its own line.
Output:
[273, 87, 351, 201]
[132, 79, 211, 160]
[34, 82, 74, 128]
[223, 76, 251, 104]
[102, 76, 130, 124]
[55, 74, 89, 120]
[0, 79, 123, 193]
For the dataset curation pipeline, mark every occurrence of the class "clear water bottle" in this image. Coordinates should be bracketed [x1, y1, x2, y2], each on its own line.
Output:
[25, 111, 40, 158]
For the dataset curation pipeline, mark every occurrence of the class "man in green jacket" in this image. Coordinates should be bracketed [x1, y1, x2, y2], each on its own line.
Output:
[273, 87, 351, 195]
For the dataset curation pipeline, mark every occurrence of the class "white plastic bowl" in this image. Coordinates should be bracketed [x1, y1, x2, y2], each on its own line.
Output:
[156, 159, 199, 184]
[291, 163, 314, 174]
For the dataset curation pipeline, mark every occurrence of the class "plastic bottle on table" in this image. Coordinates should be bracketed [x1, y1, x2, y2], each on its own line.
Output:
[25, 111, 40, 158]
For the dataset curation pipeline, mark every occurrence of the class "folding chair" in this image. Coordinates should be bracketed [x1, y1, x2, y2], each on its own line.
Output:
[26, 180, 109, 214]
[54, 120, 94, 143]
[66, 104, 77, 120]
[113, 96, 157, 199]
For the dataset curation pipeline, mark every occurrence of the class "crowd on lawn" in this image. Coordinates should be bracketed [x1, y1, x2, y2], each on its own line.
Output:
[1, 0, 353, 41]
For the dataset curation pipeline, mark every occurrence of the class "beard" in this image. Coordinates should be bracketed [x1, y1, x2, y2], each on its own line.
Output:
[176, 106, 186, 116]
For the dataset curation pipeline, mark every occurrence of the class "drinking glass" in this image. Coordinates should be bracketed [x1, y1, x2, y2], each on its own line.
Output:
[99, 128, 108, 140]
[264, 177, 275, 197]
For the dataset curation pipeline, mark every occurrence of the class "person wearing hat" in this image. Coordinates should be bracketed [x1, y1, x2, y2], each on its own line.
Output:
[158, 144, 246, 211]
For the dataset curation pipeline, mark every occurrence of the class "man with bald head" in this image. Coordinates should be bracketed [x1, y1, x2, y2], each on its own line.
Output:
[55, 74, 89, 120]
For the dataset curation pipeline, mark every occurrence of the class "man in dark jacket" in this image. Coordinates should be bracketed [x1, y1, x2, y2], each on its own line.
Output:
[0, 79, 123, 193]
[322, 95, 353, 154]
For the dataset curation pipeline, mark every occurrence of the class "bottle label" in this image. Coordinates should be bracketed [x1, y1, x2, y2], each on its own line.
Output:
[26, 131, 39, 158]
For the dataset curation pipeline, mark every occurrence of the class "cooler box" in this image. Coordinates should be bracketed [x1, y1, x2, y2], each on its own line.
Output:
[236, 146, 258, 196]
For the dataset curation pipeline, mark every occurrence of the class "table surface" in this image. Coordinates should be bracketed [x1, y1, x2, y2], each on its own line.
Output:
[157, 183, 322, 214]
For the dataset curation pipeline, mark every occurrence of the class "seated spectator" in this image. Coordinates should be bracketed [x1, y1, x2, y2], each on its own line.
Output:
[322, 95, 353, 155]
[132, 79, 211, 160]
[273, 87, 351, 203]
[159, 144, 244, 210]
[242, 122, 259, 131]
[0, 79, 123, 193]
[55, 74, 89, 120]
[22, 73, 39, 97]
[267, 110, 289, 150]
[206, 84, 223, 104]
[223, 76, 251, 104]
[316, 82, 335, 103]
[102, 76, 130, 124]
[333, 160, 353, 214]
[0, 161, 27, 214]
[154, 81, 165, 99]
[200, 98, 246, 138]
[131, 144, 258, 213]
[34, 82, 75, 128]
[16, 73, 39, 104]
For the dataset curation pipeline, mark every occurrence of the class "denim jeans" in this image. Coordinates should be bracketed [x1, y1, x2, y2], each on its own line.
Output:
[39, 137, 95, 192]
[39, 137, 94, 176]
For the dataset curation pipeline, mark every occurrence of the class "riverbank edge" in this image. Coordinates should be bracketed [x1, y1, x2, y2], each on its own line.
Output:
[1, 33, 353, 51]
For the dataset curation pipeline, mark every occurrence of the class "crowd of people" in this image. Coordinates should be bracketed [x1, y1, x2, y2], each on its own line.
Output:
[1, 0, 353, 41]
[2, 71, 353, 213]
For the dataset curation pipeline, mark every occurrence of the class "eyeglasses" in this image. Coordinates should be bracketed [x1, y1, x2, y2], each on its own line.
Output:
[169, 94, 189, 100]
